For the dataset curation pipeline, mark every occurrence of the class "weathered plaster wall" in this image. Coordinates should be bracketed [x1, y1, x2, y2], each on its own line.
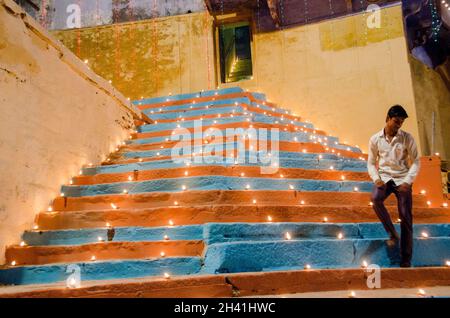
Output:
[53, 11, 216, 100]
[409, 56, 450, 160]
[0, 0, 140, 263]
[54, 5, 422, 155]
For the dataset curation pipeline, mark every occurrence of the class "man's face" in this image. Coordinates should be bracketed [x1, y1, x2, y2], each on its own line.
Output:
[386, 116, 405, 134]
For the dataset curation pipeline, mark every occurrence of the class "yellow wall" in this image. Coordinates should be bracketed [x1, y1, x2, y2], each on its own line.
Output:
[54, 5, 422, 154]
[230, 5, 421, 154]
[54, 11, 216, 100]
[0, 0, 140, 263]
[408, 56, 450, 159]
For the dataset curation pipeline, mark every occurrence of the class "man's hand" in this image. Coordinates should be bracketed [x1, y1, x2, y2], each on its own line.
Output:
[398, 183, 411, 192]
[375, 179, 385, 188]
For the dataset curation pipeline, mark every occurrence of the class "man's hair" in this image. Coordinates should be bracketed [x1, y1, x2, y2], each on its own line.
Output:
[387, 105, 409, 119]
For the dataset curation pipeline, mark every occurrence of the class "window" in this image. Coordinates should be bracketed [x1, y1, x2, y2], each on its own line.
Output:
[218, 22, 253, 83]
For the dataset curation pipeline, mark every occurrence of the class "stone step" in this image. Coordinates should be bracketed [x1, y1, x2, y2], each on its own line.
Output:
[73, 165, 370, 186]
[202, 237, 450, 274]
[35, 205, 448, 230]
[22, 225, 203, 246]
[1, 267, 449, 298]
[128, 129, 331, 145]
[138, 115, 317, 134]
[114, 141, 362, 162]
[204, 222, 450, 244]
[0, 257, 202, 286]
[84, 155, 367, 176]
[5, 240, 204, 266]
[135, 87, 246, 106]
[51, 190, 431, 212]
[22, 222, 450, 246]
[60, 176, 374, 198]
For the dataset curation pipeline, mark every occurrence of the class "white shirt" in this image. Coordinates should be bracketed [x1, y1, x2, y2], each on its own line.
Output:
[367, 128, 420, 186]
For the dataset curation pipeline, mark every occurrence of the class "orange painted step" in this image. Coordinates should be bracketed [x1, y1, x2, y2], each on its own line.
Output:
[5, 240, 204, 266]
[52, 191, 430, 212]
[35, 205, 450, 230]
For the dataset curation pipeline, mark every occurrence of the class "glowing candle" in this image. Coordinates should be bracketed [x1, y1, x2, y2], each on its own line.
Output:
[267, 216, 273, 222]
[182, 185, 187, 191]
[110, 203, 118, 210]
[361, 260, 368, 268]
[323, 217, 328, 223]
[164, 235, 169, 241]
[304, 264, 311, 270]
[421, 232, 429, 238]
[337, 232, 344, 239]
[91, 256, 96, 261]
[11, 261, 16, 266]
[168, 220, 174, 226]
[160, 252, 166, 257]
[348, 291, 356, 298]
[300, 200, 305, 205]
[20, 241, 26, 247]
[164, 273, 170, 279]
[285, 232, 292, 240]
[252, 199, 257, 204]
[245, 184, 251, 190]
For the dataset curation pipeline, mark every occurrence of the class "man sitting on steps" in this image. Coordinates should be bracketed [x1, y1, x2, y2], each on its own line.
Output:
[367, 105, 420, 268]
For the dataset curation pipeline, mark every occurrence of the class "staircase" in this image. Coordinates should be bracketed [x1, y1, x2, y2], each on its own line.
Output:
[0, 87, 449, 297]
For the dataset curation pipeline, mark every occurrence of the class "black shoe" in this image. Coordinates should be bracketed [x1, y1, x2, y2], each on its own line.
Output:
[400, 262, 411, 268]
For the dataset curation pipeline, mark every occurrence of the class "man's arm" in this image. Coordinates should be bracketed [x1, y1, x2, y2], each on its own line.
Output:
[402, 134, 420, 185]
[367, 137, 381, 183]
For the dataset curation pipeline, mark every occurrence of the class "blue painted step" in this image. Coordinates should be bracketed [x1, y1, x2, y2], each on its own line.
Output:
[23, 225, 203, 246]
[0, 257, 201, 286]
[129, 130, 340, 146]
[82, 156, 367, 175]
[134, 87, 245, 105]
[61, 176, 373, 197]
[202, 238, 450, 274]
[204, 223, 450, 244]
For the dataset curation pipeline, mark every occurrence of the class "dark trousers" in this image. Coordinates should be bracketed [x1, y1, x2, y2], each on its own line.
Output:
[371, 180, 413, 264]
